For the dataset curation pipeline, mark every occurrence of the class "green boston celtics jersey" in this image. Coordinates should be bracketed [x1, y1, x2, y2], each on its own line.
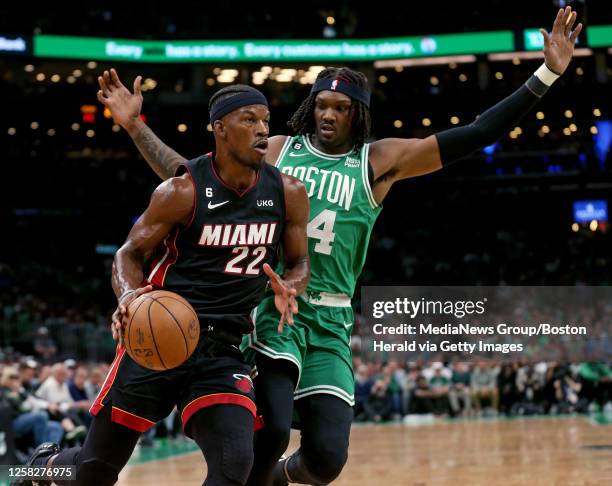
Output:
[275, 134, 382, 297]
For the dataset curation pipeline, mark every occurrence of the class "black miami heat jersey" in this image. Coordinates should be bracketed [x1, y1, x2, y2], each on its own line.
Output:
[145, 152, 285, 335]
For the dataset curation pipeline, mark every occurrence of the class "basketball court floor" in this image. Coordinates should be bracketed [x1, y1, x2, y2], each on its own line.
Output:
[113, 415, 612, 485]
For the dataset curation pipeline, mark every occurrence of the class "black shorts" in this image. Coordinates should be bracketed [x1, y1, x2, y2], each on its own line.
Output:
[90, 337, 256, 436]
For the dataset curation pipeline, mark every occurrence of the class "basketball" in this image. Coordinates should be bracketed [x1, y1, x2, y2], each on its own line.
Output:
[123, 290, 200, 370]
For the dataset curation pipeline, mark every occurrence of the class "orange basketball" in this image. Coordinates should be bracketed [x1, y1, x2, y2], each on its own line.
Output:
[123, 290, 200, 371]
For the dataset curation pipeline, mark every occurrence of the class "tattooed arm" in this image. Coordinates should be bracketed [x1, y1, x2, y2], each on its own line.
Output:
[97, 68, 186, 180]
[124, 118, 187, 180]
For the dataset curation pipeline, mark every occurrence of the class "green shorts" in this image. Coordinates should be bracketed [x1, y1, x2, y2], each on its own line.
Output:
[242, 291, 355, 406]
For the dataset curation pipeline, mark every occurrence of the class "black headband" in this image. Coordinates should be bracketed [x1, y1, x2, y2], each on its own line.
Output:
[311, 76, 371, 107]
[209, 91, 269, 123]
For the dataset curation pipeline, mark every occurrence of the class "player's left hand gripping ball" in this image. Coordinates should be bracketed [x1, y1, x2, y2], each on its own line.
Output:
[111, 285, 153, 342]
[263, 263, 298, 332]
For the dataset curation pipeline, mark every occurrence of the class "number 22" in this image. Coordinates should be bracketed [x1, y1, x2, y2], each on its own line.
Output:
[225, 246, 267, 275]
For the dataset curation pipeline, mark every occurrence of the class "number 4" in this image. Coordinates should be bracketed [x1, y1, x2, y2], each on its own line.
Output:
[307, 209, 336, 255]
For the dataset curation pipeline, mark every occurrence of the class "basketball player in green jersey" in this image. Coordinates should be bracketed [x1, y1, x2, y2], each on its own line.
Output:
[98, 8, 580, 484]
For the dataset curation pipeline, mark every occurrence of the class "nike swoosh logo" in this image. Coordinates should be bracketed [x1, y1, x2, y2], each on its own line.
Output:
[208, 200, 229, 210]
[288, 152, 308, 157]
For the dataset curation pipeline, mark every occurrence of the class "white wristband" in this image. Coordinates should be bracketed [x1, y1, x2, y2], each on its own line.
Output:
[534, 63, 560, 87]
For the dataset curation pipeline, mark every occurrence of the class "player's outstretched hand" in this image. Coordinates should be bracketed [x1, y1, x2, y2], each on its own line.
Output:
[263, 263, 298, 333]
[110, 285, 153, 342]
[540, 6, 583, 75]
[97, 68, 144, 130]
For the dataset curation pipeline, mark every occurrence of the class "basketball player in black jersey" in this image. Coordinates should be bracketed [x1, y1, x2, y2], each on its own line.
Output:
[13, 87, 310, 486]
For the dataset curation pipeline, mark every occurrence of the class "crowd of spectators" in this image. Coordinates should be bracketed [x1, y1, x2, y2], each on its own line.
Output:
[0, 346, 198, 464]
[352, 358, 612, 422]
[0, 354, 107, 462]
[4, 350, 611, 462]
[0, 262, 117, 363]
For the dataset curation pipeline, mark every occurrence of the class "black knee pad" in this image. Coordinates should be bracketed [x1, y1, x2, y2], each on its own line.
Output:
[77, 458, 119, 486]
[285, 447, 347, 486]
[303, 442, 348, 484]
[258, 418, 291, 453]
[220, 428, 254, 485]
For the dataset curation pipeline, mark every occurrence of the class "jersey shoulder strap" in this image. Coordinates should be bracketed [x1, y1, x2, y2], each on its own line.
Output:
[274, 136, 295, 166]
[359, 143, 379, 209]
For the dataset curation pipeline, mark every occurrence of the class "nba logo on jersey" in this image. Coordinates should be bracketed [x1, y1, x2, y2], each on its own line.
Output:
[331, 79, 338, 90]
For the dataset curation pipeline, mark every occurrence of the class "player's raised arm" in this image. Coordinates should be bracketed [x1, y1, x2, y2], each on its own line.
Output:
[97, 68, 187, 180]
[110, 174, 194, 339]
[370, 6, 583, 192]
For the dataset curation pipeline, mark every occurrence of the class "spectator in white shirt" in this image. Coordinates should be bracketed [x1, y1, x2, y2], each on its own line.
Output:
[36, 364, 88, 415]
[36, 363, 73, 410]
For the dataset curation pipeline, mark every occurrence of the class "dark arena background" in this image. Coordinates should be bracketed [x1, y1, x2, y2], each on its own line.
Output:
[1, 1, 611, 485]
